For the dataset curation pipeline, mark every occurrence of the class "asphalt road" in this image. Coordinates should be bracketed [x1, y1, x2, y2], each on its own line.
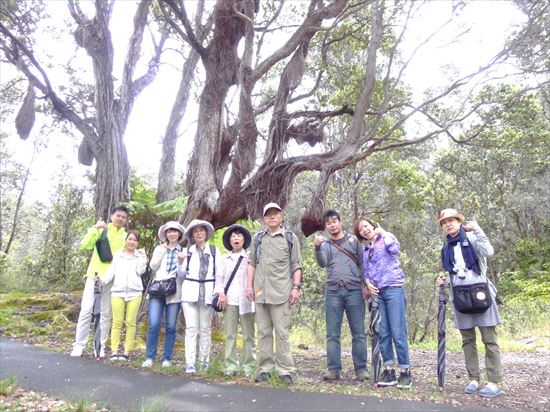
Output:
[1, 336, 488, 412]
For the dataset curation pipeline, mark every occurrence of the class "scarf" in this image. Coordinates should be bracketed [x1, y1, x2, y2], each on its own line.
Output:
[441, 226, 481, 275]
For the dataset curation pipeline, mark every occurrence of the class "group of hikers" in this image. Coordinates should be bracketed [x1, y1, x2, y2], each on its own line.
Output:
[69, 203, 502, 398]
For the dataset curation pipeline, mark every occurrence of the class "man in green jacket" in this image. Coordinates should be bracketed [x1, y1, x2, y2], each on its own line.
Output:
[70, 205, 129, 358]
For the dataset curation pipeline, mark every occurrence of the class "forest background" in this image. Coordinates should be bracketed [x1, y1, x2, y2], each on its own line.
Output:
[1, 0, 549, 352]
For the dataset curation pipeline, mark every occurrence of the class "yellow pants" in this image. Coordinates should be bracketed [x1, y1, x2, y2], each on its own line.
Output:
[111, 296, 142, 354]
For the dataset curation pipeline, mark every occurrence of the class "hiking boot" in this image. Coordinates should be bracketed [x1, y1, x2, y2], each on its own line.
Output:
[280, 375, 293, 385]
[479, 383, 502, 398]
[161, 360, 171, 368]
[110, 353, 120, 361]
[254, 372, 270, 383]
[70, 346, 83, 357]
[185, 365, 196, 374]
[323, 370, 340, 381]
[356, 369, 369, 382]
[119, 354, 129, 362]
[377, 369, 397, 387]
[397, 370, 412, 389]
[464, 381, 479, 394]
[141, 358, 153, 368]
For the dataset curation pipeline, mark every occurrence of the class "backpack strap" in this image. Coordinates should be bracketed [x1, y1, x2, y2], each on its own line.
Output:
[254, 231, 266, 265]
[327, 233, 358, 265]
[210, 244, 216, 278]
[185, 250, 193, 274]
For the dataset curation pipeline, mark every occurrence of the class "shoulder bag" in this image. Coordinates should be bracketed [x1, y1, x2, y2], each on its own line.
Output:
[95, 228, 113, 262]
[450, 273, 492, 314]
[212, 256, 244, 312]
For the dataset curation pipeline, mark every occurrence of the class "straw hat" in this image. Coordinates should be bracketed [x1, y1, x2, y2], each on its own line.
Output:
[437, 209, 465, 226]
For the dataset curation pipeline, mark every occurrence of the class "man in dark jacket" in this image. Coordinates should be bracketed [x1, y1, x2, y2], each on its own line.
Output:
[314, 209, 368, 382]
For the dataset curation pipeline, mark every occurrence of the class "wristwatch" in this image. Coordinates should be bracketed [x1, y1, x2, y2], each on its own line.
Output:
[292, 283, 302, 291]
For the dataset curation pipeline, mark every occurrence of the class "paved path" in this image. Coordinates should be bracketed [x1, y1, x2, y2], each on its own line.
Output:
[1, 337, 487, 411]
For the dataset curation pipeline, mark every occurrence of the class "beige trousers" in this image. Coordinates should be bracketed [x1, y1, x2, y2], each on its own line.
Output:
[256, 301, 295, 376]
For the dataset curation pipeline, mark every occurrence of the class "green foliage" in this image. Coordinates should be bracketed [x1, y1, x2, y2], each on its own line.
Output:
[0, 375, 16, 397]
[292, 245, 326, 343]
[124, 173, 189, 263]
[499, 231, 550, 301]
[500, 298, 550, 344]
[1, 175, 92, 292]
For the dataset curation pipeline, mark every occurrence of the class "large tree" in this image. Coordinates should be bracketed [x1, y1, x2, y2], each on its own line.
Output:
[0, 0, 165, 216]
[160, 0, 537, 234]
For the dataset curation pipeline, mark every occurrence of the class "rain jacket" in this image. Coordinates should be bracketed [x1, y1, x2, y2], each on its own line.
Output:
[81, 223, 127, 278]
[363, 231, 405, 289]
[101, 250, 147, 299]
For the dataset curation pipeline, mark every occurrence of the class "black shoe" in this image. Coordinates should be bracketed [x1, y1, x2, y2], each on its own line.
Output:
[254, 372, 270, 383]
[280, 375, 293, 385]
[377, 369, 397, 387]
[397, 370, 412, 389]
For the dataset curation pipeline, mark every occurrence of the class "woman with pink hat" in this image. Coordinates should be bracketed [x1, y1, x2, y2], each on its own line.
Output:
[437, 209, 502, 398]
[141, 221, 186, 368]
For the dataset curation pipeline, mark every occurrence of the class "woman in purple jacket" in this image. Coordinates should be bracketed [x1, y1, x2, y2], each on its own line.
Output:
[354, 217, 411, 389]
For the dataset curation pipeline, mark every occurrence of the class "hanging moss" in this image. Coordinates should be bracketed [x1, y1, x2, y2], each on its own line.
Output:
[15, 84, 35, 140]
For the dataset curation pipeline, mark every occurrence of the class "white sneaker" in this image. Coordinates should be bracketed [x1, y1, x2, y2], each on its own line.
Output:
[185, 365, 196, 374]
[162, 360, 171, 368]
[141, 358, 154, 368]
[70, 347, 83, 357]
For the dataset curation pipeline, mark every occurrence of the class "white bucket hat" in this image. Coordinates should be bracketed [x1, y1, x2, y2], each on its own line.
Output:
[185, 219, 215, 244]
[158, 221, 186, 243]
[437, 208, 465, 226]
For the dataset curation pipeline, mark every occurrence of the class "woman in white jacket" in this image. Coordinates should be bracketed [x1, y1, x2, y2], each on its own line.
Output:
[142, 221, 186, 368]
[100, 230, 147, 361]
[177, 219, 223, 374]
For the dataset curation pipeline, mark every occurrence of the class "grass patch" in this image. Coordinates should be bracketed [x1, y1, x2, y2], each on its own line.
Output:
[200, 354, 224, 378]
[0, 376, 16, 397]
[140, 395, 168, 412]
[290, 325, 324, 347]
[61, 396, 110, 412]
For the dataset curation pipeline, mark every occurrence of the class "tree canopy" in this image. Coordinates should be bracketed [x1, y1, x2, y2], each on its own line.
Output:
[1, 0, 548, 233]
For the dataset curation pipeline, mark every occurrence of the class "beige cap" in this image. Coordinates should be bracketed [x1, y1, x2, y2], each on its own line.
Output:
[263, 202, 283, 216]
